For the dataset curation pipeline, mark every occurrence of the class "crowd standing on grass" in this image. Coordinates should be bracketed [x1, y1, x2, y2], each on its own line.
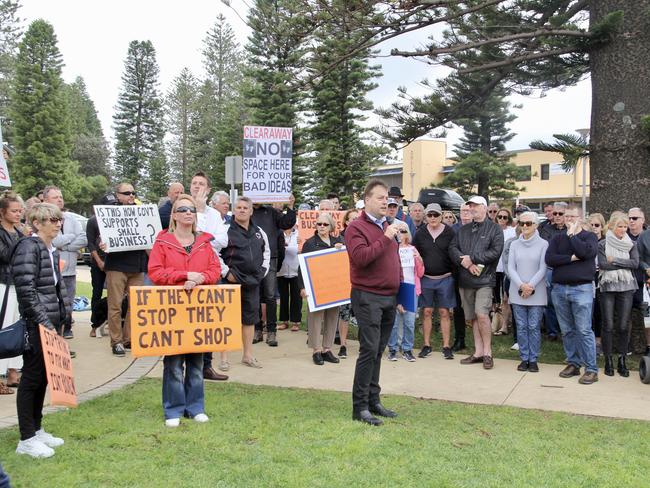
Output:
[3, 174, 650, 457]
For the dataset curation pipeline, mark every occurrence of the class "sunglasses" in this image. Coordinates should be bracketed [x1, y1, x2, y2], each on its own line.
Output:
[497, 215, 509, 220]
[426, 212, 441, 218]
[488, 210, 498, 214]
[629, 216, 641, 221]
[519, 221, 534, 227]
[48, 217, 63, 224]
[316, 222, 329, 227]
[552, 212, 564, 216]
[175, 206, 197, 214]
[591, 223, 601, 228]
[118, 191, 137, 196]
[399, 230, 409, 234]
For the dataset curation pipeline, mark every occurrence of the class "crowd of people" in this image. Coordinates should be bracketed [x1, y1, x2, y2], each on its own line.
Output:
[2, 174, 650, 455]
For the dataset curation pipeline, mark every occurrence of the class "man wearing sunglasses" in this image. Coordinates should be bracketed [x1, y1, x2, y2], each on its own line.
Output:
[487, 203, 499, 222]
[628, 208, 650, 355]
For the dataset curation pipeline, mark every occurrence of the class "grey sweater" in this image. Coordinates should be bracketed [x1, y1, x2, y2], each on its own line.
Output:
[507, 231, 549, 306]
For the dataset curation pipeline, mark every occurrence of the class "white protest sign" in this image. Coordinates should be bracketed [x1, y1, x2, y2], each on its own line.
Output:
[94, 204, 162, 253]
[0, 126, 11, 187]
[242, 126, 292, 203]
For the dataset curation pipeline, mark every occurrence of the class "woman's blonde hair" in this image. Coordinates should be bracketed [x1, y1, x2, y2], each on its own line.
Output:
[441, 211, 457, 224]
[588, 213, 606, 238]
[169, 194, 198, 234]
[315, 212, 336, 234]
[607, 211, 629, 231]
[27, 202, 61, 226]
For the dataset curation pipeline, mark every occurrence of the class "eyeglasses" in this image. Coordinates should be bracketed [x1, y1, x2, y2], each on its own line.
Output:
[519, 221, 534, 227]
[48, 217, 63, 224]
[175, 206, 197, 214]
[629, 216, 641, 221]
[591, 223, 601, 228]
[399, 230, 409, 234]
[488, 210, 498, 214]
[552, 212, 564, 216]
[316, 222, 329, 227]
[497, 215, 509, 220]
[426, 212, 441, 218]
[118, 191, 137, 196]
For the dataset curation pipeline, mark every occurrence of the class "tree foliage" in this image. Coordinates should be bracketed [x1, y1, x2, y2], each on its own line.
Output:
[530, 132, 589, 171]
[0, 0, 22, 138]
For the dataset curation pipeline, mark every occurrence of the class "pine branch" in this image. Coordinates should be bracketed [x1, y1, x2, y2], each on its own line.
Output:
[458, 46, 578, 74]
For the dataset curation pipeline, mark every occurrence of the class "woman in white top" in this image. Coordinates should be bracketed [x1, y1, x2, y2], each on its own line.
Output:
[277, 226, 302, 332]
[494, 208, 517, 335]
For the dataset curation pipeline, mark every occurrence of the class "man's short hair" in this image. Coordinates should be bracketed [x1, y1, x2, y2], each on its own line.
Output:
[192, 171, 211, 188]
[211, 191, 230, 204]
[409, 202, 424, 211]
[363, 179, 388, 199]
[236, 196, 253, 208]
[629, 207, 645, 218]
[42, 185, 61, 200]
[326, 192, 339, 200]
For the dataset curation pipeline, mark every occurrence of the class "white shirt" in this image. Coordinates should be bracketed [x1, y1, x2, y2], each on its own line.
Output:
[497, 226, 517, 272]
[196, 206, 228, 254]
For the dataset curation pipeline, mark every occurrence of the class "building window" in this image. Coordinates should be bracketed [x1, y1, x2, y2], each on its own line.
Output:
[541, 164, 550, 180]
[517, 165, 531, 182]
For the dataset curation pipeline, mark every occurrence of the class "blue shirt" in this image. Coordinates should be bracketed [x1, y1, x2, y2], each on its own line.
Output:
[366, 212, 387, 231]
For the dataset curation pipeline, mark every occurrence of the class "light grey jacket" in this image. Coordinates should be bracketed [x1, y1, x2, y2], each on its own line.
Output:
[508, 231, 548, 306]
[52, 211, 87, 277]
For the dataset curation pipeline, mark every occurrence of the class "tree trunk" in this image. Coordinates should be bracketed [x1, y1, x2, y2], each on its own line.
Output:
[589, 1, 650, 214]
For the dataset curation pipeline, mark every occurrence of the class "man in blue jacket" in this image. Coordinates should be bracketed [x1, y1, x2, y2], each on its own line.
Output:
[545, 204, 599, 384]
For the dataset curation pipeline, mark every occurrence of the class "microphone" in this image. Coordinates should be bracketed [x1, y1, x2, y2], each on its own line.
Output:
[385, 217, 400, 244]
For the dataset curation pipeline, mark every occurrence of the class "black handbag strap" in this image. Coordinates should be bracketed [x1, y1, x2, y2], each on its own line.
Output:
[0, 284, 10, 330]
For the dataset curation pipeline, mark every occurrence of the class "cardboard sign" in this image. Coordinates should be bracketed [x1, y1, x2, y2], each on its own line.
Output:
[0, 126, 11, 187]
[39, 326, 77, 408]
[297, 210, 346, 251]
[242, 125, 292, 203]
[94, 204, 162, 252]
[298, 247, 351, 312]
[129, 285, 243, 358]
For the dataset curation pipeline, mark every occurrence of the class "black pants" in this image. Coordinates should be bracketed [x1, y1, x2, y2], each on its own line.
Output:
[278, 276, 302, 323]
[600, 290, 634, 356]
[592, 288, 602, 338]
[17, 328, 48, 440]
[90, 263, 106, 328]
[453, 283, 465, 342]
[256, 258, 278, 332]
[351, 289, 396, 412]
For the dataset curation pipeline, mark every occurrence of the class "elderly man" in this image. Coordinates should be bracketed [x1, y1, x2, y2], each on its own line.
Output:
[449, 196, 503, 369]
[487, 202, 500, 222]
[546, 204, 599, 384]
[631, 208, 650, 355]
[159, 182, 184, 229]
[43, 186, 87, 339]
[210, 191, 232, 224]
[409, 202, 425, 230]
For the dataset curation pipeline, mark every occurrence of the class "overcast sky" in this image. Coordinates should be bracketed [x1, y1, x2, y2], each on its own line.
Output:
[20, 0, 591, 158]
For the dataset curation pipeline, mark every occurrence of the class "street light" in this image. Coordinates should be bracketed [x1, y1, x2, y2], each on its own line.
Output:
[576, 128, 590, 216]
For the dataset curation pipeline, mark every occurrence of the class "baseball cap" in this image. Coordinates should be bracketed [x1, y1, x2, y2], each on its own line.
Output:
[425, 203, 442, 215]
[387, 198, 399, 206]
[355, 200, 365, 210]
[99, 193, 118, 205]
[466, 196, 487, 206]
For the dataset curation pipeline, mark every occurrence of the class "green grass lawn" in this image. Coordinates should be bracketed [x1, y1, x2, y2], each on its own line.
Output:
[0, 379, 647, 487]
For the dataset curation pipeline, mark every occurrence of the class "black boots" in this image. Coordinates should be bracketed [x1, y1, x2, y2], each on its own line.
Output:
[451, 339, 466, 352]
[604, 356, 614, 376]
[617, 355, 629, 377]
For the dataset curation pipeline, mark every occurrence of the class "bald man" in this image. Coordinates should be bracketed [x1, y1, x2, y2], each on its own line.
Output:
[159, 182, 184, 229]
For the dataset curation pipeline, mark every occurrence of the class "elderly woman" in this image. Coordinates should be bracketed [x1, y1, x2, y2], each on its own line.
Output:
[507, 212, 548, 372]
[299, 213, 344, 365]
[337, 208, 360, 358]
[12, 203, 70, 458]
[442, 211, 457, 227]
[387, 227, 424, 362]
[148, 194, 221, 427]
[598, 212, 639, 377]
[0, 191, 26, 394]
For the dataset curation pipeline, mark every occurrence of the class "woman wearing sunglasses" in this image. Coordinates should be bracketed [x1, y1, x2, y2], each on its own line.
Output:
[299, 213, 344, 365]
[493, 208, 516, 335]
[148, 194, 221, 427]
[589, 213, 606, 355]
[12, 203, 70, 458]
[507, 212, 548, 372]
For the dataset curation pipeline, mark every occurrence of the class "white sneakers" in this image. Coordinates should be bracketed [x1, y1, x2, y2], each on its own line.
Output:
[510, 343, 520, 351]
[165, 418, 180, 428]
[193, 413, 209, 423]
[16, 436, 55, 458]
[35, 429, 64, 447]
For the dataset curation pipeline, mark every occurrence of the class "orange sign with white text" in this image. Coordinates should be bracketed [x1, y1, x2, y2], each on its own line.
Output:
[129, 285, 243, 358]
[297, 210, 346, 250]
[39, 326, 77, 408]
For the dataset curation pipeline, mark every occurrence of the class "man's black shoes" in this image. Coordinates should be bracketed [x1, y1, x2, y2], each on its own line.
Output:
[352, 410, 383, 426]
[369, 403, 397, 418]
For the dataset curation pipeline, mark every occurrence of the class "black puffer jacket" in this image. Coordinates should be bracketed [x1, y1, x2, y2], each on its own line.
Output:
[0, 226, 23, 285]
[298, 233, 344, 290]
[11, 237, 69, 333]
[449, 219, 504, 288]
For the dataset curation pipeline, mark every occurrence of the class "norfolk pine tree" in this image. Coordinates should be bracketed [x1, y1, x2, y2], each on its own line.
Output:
[0, 0, 22, 139]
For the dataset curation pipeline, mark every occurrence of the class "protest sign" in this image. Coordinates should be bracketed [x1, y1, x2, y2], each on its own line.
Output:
[94, 204, 162, 252]
[298, 247, 350, 312]
[242, 125, 292, 203]
[39, 326, 77, 408]
[397, 282, 417, 313]
[129, 285, 243, 358]
[0, 126, 11, 187]
[297, 210, 346, 251]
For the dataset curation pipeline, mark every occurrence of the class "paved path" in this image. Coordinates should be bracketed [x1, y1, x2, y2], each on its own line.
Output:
[1, 268, 649, 426]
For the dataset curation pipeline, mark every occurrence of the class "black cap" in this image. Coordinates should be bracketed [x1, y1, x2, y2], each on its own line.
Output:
[388, 186, 403, 197]
[100, 193, 118, 205]
[514, 205, 530, 214]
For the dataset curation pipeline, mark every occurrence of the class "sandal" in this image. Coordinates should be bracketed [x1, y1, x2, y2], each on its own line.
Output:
[0, 382, 14, 395]
[291, 324, 300, 332]
[241, 357, 263, 369]
[277, 323, 288, 330]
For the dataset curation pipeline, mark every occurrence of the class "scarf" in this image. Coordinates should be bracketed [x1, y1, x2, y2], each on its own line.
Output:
[600, 230, 635, 286]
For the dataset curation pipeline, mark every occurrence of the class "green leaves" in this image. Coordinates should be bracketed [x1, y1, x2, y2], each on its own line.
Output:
[529, 132, 588, 171]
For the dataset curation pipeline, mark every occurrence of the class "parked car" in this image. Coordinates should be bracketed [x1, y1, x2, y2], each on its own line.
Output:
[417, 188, 465, 212]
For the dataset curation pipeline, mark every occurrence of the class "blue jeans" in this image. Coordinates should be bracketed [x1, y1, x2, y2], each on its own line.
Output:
[511, 305, 544, 362]
[388, 310, 415, 352]
[162, 353, 205, 420]
[544, 269, 560, 337]
[551, 283, 598, 373]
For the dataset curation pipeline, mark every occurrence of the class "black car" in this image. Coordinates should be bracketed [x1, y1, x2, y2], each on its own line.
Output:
[417, 188, 465, 212]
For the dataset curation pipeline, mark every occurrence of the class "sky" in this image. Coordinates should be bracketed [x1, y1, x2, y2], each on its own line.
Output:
[19, 0, 591, 159]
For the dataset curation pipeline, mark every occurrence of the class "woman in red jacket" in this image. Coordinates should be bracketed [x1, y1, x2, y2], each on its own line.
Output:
[148, 194, 221, 427]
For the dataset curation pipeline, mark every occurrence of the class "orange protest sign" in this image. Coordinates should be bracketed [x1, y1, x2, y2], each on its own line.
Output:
[129, 285, 243, 358]
[297, 248, 351, 312]
[297, 210, 346, 250]
[39, 326, 77, 408]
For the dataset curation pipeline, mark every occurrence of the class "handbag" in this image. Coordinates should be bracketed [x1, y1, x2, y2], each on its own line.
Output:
[0, 285, 30, 359]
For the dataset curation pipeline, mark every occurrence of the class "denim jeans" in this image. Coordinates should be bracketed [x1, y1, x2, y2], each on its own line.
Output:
[544, 269, 560, 337]
[551, 283, 598, 373]
[162, 353, 205, 420]
[388, 310, 415, 352]
[511, 305, 544, 362]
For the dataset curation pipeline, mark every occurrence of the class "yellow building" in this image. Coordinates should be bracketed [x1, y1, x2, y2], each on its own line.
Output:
[371, 139, 590, 211]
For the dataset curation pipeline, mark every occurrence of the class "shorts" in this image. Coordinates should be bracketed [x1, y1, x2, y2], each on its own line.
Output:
[418, 275, 456, 309]
[460, 287, 493, 321]
[241, 285, 260, 326]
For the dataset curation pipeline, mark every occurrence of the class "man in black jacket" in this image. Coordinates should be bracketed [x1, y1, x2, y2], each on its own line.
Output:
[449, 196, 503, 370]
[252, 196, 296, 347]
[413, 203, 457, 360]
